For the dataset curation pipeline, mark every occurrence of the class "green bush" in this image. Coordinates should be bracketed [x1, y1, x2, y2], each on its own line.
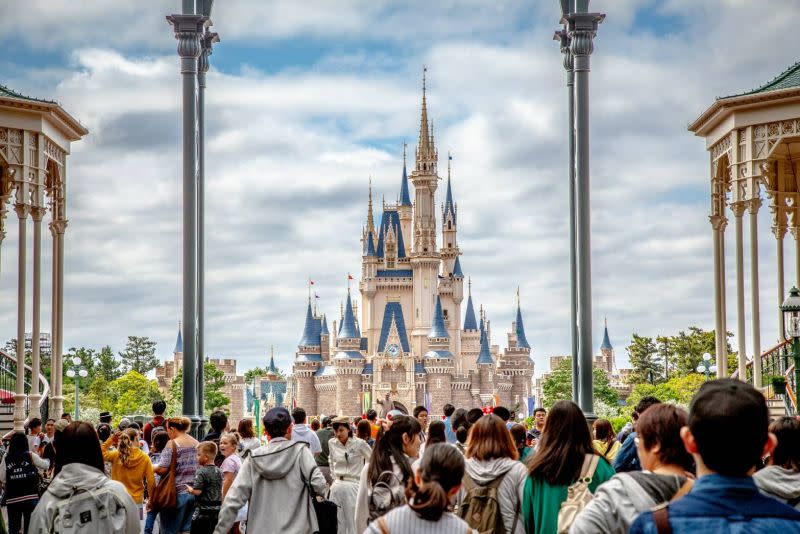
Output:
[610, 416, 631, 434]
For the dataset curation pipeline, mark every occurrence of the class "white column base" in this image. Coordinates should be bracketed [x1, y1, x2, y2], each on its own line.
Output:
[28, 393, 42, 420]
[13, 394, 27, 432]
[50, 396, 64, 421]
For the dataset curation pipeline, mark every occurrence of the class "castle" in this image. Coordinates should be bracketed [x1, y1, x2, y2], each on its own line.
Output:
[292, 73, 535, 417]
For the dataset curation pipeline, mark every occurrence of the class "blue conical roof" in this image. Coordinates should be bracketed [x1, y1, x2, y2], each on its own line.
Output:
[476, 319, 493, 365]
[174, 326, 183, 354]
[299, 301, 320, 347]
[399, 159, 412, 206]
[339, 290, 359, 339]
[463, 294, 478, 331]
[321, 315, 329, 335]
[268, 352, 278, 374]
[428, 296, 450, 339]
[366, 231, 376, 256]
[601, 321, 613, 351]
[515, 303, 530, 350]
[443, 172, 456, 225]
[453, 257, 463, 278]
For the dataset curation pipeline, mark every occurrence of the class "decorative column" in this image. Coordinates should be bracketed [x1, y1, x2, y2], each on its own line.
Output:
[13, 201, 28, 432]
[749, 199, 762, 387]
[28, 204, 46, 418]
[565, 1, 604, 419]
[554, 27, 579, 405]
[168, 7, 207, 436]
[0, 169, 11, 280]
[711, 214, 728, 377]
[775, 223, 787, 341]
[733, 203, 747, 380]
[50, 218, 67, 419]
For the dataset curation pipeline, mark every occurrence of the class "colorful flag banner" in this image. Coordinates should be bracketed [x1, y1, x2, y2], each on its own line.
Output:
[363, 391, 371, 413]
[424, 391, 431, 413]
[527, 396, 535, 417]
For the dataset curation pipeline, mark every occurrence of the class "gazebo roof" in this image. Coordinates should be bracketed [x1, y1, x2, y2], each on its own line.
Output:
[0, 84, 56, 105]
[0, 83, 88, 141]
[719, 62, 800, 100]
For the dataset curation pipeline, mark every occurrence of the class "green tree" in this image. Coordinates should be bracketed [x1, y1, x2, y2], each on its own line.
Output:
[118, 336, 158, 375]
[541, 358, 619, 409]
[96, 345, 122, 382]
[64, 347, 97, 394]
[168, 361, 230, 415]
[244, 367, 266, 383]
[626, 373, 707, 410]
[669, 327, 718, 377]
[626, 334, 663, 385]
[106, 371, 163, 416]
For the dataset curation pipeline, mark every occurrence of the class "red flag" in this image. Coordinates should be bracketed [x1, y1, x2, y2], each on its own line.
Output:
[348, 274, 354, 280]
[309, 278, 315, 285]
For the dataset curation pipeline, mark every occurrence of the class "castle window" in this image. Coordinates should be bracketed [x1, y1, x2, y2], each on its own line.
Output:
[348, 379, 353, 390]
[448, 243, 452, 248]
[448, 221, 452, 230]
[443, 309, 449, 320]
[437, 379, 442, 389]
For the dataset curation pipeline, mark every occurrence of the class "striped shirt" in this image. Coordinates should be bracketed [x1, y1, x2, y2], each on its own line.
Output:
[364, 505, 476, 534]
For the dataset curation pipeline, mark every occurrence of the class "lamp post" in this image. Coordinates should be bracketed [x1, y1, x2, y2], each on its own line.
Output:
[65, 356, 88, 420]
[696, 352, 717, 381]
[780, 286, 800, 404]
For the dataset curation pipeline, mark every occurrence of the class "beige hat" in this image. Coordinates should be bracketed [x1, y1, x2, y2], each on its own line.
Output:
[331, 416, 350, 426]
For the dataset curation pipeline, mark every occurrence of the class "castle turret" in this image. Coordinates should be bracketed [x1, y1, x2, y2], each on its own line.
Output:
[501, 290, 535, 411]
[333, 288, 364, 416]
[423, 295, 454, 416]
[293, 300, 323, 414]
[441, 153, 460, 275]
[460, 279, 481, 374]
[599, 318, 615, 374]
[476, 311, 495, 403]
[398, 146, 413, 247]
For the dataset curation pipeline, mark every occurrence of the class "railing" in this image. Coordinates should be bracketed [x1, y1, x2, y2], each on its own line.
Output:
[736, 339, 798, 416]
[0, 349, 50, 422]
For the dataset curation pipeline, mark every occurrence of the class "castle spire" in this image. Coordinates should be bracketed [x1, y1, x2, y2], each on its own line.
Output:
[399, 143, 412, 206]
[268, 345, 278, 374]
[428, 295, 450, 339]
[298, 300, 320, 347]
[365, 178, 377, 256]
[418, 67, 430, 158]
[443, 152, 456, 225]
[515, 288, 531, 350]
[174, 322, 183, 354]
[338, 288, 359, 339]
[601, 316, 613, 351]
[476, 311, 494, 365]
[464, 279, 478, 330]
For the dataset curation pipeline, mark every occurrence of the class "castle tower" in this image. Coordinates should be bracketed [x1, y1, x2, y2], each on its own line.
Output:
[398, 145, 413, 247]
[600, 318, 615, 374]
[460, 279, 481, 374]
[410, 69, 441, 352]
[293, 300, 323, 414]
[424, 295, 454, 416]
[173, 322, 183, 366]
[476, 311, 495, 405]
[500, 290, 535, 411]
[333, 288, 364, 416]
[320, 315, 330, 360]
[441, 154, 460, 274]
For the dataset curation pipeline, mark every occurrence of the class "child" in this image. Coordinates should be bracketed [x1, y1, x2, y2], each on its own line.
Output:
[186, 441, 223, 534]
[144, 431, 169, 534]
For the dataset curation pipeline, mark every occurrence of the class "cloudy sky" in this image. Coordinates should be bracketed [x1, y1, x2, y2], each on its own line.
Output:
[1, 0, 798, 378]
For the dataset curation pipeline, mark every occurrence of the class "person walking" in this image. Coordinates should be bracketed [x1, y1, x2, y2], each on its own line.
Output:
[592, 419, 621, 462]
[328, 415, 372, 534]
[236, 419, 260, 456]
[290, 407, 322, 455]
[219, 432, 245, 533]
[510, 424, 532, 463]
[413, 406, 429, 455]
[355, 414, 422, 533]
[527, 408, 546, 444]
[442, 404, 457, 444]
[155, 416, 199, 534]
[455, 413, 527, 534]
[356, 419, 375, 447]
[754, 416, 800, 509]
[316, 415, 335, 485]
[1, 432, 49, 534]
[185, 441, 223, 534]
[212, 407, 327, 534]
[613, 396, 661, 473]
[364, 443, 477, 534]
[570, 403, 695, 533]
[522, 401, 614, 534]
[143, 400, 168, 447]
[451, 409, 470, 455]
[30, 421, 140, 534]
[144, 431, 169, 534]
[425, 420, 447, 448]
[101, 427, 155, 520]
[630, 379, 800, 533]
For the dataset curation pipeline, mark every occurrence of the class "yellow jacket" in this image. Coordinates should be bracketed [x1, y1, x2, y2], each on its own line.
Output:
[593, 439, 621, 462]
[101, 437, 155, 504]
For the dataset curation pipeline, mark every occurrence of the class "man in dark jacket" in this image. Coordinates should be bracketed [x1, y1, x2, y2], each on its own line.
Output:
[613, 396, 661, 472]
[315, 415, 334, 485]
[630, 379, 800, 533]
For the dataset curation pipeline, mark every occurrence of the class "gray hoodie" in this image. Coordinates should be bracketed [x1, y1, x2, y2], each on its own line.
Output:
[213, 438, 327, 534]
[754, 466, 800, 509]
[569, 471, 686, 534]
[455, 457, 527, 534]
[29, 463, 140, 534]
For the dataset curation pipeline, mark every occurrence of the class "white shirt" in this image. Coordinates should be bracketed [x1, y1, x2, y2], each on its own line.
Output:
[291, 424, 322, 454]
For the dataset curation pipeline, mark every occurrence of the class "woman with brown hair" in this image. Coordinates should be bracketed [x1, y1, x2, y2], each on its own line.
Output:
[592, 418, 621, 461]
[364, 444, 475, 533]
[155, 416, 199, 534]
[754, 416, 800, 509]
[102, 427, 155, 518]
[522, 401, 614, 534]
[571, 403, 694, 533]
[236, 419, 260, 456]
[455, 413, 527, 534]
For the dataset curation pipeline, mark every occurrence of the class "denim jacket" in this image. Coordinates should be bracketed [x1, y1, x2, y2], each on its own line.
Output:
[612, 432, 640, 472]
[630, 474, 800, 534]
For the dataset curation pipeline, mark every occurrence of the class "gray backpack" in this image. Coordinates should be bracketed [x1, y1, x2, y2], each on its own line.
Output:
[368, 470, 406, 524]
[46, 480, 129, 534]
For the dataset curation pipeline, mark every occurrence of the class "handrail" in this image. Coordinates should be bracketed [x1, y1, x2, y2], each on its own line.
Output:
[0, 349, 50, 417]
[731, 339, 791, 380]
[785, 363, 798, 415]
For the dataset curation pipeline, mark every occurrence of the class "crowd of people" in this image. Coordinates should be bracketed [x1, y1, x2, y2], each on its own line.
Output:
[0, 378, 796, 533]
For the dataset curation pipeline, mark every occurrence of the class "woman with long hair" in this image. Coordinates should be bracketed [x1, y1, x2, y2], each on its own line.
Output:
[236, 419, 260, 456]
[356, 419, 375, 447]
[754, 416, 800, 509]
[425, 420, 447, 447]
[0, 432, 50, 533]
[522, 401, 614, 534]
[592, 419, 621, 461]
[454, 413, 527, 534]
[571, 403, 695, 533]
[102, 428, 155, 518]
[354, 414, 422, 533]
[329, 416, 372, 534]
[155, 416, 199, 534]
[451, 408, 470, 454]
[510, 423, 532, 463]
[364, 444, 474, 533]
[30, 422, 140, 534]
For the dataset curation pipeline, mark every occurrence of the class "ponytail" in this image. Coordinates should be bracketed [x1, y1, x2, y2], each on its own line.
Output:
[405, 443, 465, 522]
[117, 428, 138, 466]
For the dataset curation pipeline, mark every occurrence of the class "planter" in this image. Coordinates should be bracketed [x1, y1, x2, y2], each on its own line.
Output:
[771, 376, 787, 395]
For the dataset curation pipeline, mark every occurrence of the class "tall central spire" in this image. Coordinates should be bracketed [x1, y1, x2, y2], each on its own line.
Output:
[418, 67, 430, 159]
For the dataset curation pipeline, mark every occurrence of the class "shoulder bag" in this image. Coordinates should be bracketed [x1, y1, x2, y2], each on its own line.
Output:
[149, 440, 177, 512]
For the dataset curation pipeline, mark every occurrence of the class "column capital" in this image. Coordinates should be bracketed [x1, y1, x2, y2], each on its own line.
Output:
[553, 28, 573, 73]
[773, 225, 788, 240]
[30, 205, 46, 222]
[14, 203, 29, 219]
[565, 11, 605, 58]
[791, 226, 800, 240]
[731, 202, 747, 218]
[748, 197, 762, 215]
[49, 219, 68, 236]
[166, 14, 207, 69]
[710, 214, 728, 232]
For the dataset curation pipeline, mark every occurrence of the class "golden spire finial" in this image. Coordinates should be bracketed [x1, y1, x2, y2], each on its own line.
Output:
[367, 176, 374, 230]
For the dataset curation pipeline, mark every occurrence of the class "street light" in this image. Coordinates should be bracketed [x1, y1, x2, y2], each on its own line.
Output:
[65, 355, 88, 420]
[696, 352, 717, 381]
[780, 286, 800, 404]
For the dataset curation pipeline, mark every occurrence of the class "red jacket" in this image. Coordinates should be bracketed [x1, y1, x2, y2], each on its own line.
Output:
[142, 415, 166, 445]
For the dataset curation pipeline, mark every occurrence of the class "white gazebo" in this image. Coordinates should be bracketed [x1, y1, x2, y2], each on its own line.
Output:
[0, 84, 87, 430]
[689, 63, 800, 387]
